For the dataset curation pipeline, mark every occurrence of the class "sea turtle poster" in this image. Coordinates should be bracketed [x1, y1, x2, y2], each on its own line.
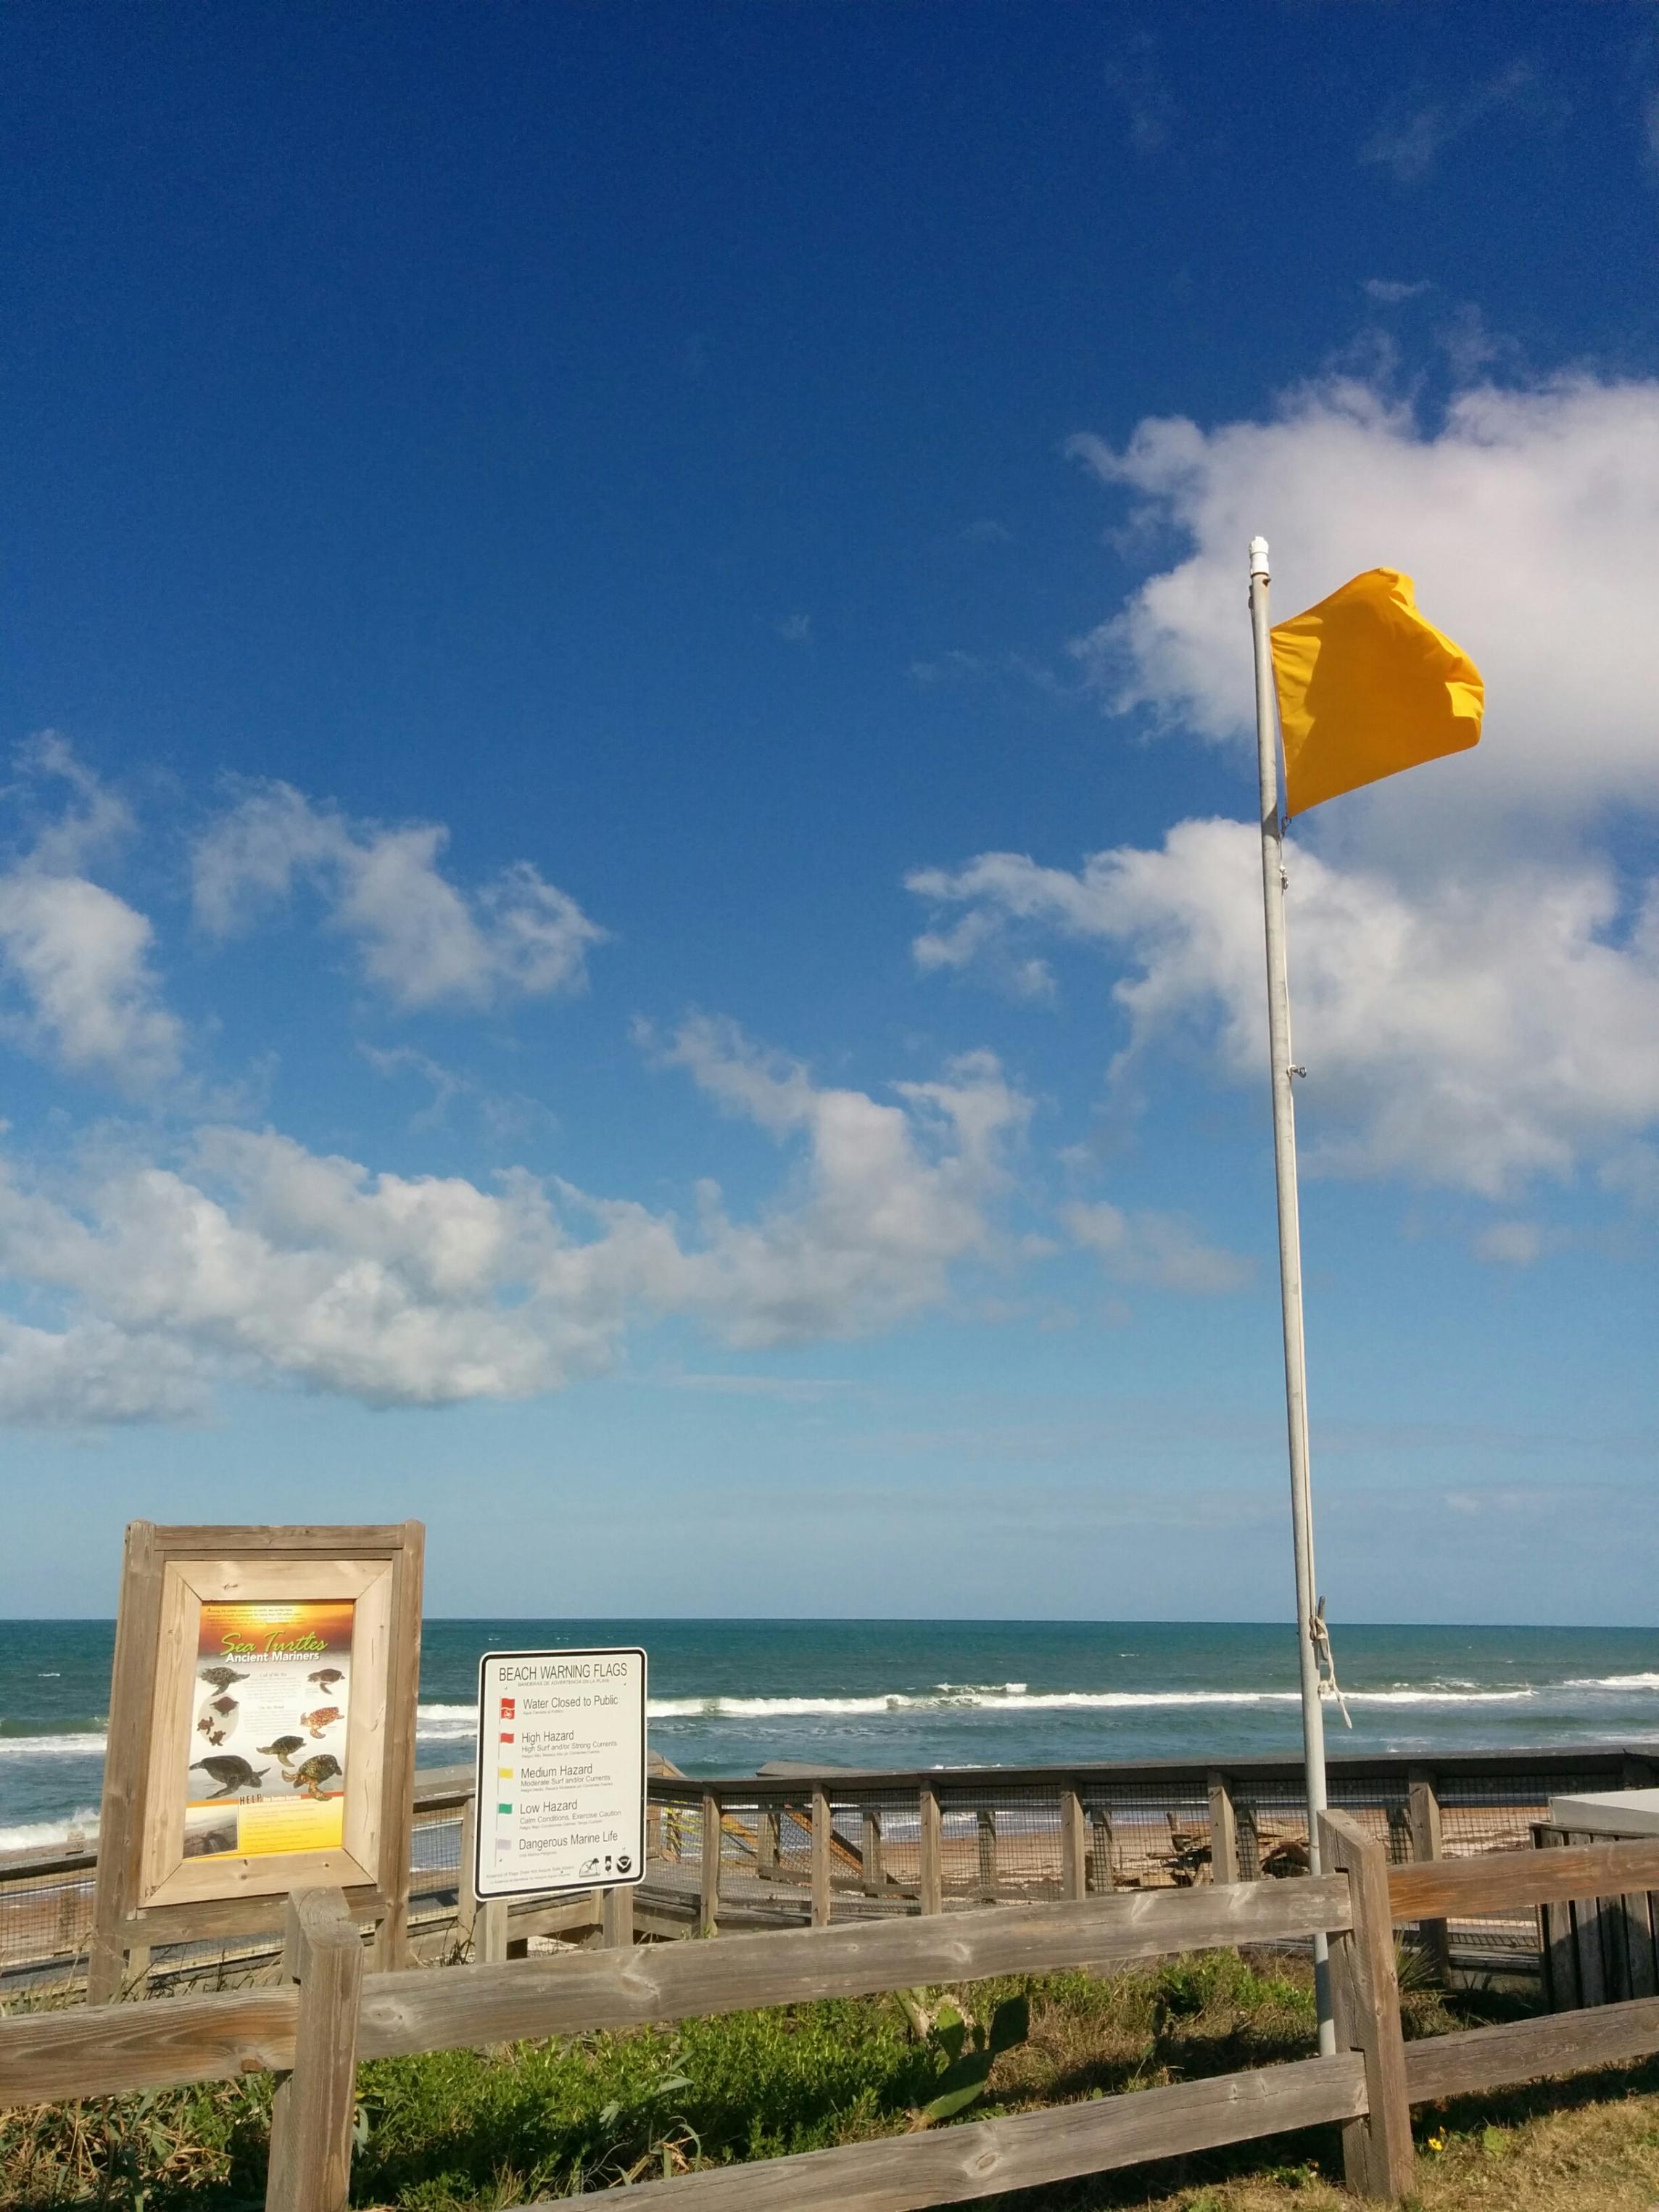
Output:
[184, 1600, 353, 1857]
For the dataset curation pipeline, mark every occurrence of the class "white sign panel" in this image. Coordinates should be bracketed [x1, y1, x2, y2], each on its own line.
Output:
[473, 1646, 647, 1900]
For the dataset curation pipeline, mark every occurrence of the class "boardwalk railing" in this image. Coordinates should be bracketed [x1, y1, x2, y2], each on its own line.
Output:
[5, 1744, 1653, 1990]
[13, 1817, 1659, 2209]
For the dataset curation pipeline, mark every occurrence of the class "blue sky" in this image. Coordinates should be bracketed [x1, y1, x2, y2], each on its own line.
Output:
[1, 4, 1656, 1622]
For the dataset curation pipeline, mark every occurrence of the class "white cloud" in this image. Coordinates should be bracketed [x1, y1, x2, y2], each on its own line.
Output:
[910, 820, 1659, 1198]
[0, 742, 183, 1090]
[655, 1016, 1033, 1345]
[0, 1023, 1035, 1420]
[193, 782, 607, 1010]
[1062, 1199, 1252, 1294]
[1067, 375, 1659, 834]
[0, 1318, 206, 1426]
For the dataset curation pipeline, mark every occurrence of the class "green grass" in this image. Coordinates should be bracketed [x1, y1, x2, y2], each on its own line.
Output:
[0, 1949, 1575, 2211]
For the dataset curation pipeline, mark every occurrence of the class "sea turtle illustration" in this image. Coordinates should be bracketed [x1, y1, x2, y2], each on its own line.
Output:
[198, 1667, 247, 1693]
[258, 1734, 307, 1767]
[196, 1712, 229, 1746]
[298, 1704, 342, 1738]
[189, 1755, 268, 1799]
[291, 1754, 343, 1800]
[306, 1667, 344, 1692]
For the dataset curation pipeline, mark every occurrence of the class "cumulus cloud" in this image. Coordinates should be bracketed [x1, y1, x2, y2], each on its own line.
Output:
[194, 782, 607, 1010]
[654, 1016, 1033, 1345]
[1062, 1199, 1252, 1294]
[0, 741, 182, 1090]
[910, 822, 1659, 1198]
[0, 1318, 207, 1426]
[1067, 375, 1659, 833]
[0, 1022, 1036, 1420]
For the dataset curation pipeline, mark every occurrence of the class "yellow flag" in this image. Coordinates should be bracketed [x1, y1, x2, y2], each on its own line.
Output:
[1270, 568, 1483, 814]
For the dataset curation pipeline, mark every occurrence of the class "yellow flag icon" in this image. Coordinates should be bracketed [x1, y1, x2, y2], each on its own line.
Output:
[1269, 569, 1483, 814]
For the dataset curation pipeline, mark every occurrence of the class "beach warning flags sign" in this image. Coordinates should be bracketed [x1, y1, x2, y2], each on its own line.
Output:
[1269, 567, 1484, 814]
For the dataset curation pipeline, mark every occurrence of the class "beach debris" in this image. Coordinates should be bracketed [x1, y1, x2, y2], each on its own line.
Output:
[291, 1753, 343, 1799]
[198, 1666, 247, 1693]
[258, 1733, 307, 1768]
[299, 1704, 342, 1737]
[307, 1667, 344, 1691]
[190, 1754, 268, 1799]
[1260, 1836, 1311, 1879]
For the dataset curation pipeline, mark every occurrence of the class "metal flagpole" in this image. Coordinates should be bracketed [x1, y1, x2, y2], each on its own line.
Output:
[1248, 535, 1335, 2055]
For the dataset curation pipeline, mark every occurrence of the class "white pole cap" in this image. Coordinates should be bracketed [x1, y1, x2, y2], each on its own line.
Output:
[1249, 535, 1270, 579]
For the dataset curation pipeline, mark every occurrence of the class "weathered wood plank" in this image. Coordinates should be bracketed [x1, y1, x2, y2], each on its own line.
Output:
[919, 1788, 943, 1917]
[602, 1885, 635, 1949]
[1320, 1809, 1414, 2203]
[152, 1525, 410, 1553]
[267, 1889, 363, 2212]
[1060, 1789, 1086, 1904]
[455, 1796, 479, 1957]
[88, 1520, 163, 2003]
[0, 1877, 1360, 2108]
[811, 1789, 832, 1929]
[700, 1794, 721, 1936]
[1403, 1995, 1659, 2103]
[1207, 1774, 1238, 1887]
[524, 2052, 1369, 2210]
[1388, 1837, 1659, 1922]
[0, 1986, 300, 2106]
[373, 1519, 425, 1973]
[353, 1881, 1354, 2060]
[861, 1809, 884, 1898]
[1406, 1772, 1449, 1983]
[976, 1809, 998, 1902]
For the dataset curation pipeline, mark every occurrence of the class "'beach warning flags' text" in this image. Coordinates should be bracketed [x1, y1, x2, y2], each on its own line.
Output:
[1269, 568, 1483, 815]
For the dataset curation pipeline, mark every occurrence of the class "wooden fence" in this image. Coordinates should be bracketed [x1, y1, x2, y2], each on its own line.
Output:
[5, 1744, 1650, 1993]
[12, 1817, 1659, 2211]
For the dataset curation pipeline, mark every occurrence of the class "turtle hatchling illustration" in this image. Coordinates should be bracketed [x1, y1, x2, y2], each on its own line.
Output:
[306, 1667, 344, 1692]
[190, 1754, 268, 1798]
[196, 1691, 240, 1748]
[291, 1753, 343, 1800]
[198, 1666, 247, 1693]
[258, 1733, 307, 1769]
[298, 1704, 342, 1738]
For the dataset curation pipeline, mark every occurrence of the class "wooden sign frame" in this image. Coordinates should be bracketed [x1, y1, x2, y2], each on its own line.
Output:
[88, 1522, 423, 2001]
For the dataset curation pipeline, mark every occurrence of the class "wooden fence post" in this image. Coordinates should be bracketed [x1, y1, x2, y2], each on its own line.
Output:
[700, 1793, 721, 1936]
[977, 1809, 998, 1902]
[266, 1888, 363, 2212]
[455, 1793, 480, 1959]
[1060, 1788, 1086, 1904]
[811, 1788, 832, 1928]
[1089, 1808, 1114, 1894]
[919, 1786, 943, 1916]
[1319, 1809, 1414, 2203]
[861, 1807, 884, 1897]
[758, 1804, 780, 1881]
[479, 1898, 508, 1965]
[1407, 1770, 1450, 1982]
[602, 1884, 634, 1949]
[1207, 1773, 1238, 1886]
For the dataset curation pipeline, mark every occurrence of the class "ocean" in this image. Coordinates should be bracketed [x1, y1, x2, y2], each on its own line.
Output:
[4, 1617, 1659, 1852]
